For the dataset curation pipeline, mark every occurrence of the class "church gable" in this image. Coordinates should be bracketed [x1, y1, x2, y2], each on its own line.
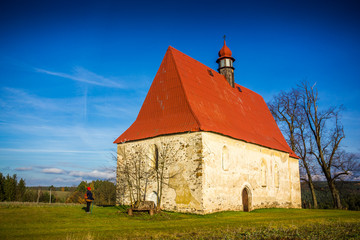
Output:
[114, 47, 200, 143]
[115, 46, 296, 158]
[115, 41, 301, 214]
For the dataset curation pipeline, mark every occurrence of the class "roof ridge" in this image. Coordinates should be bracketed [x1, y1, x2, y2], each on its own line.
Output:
[114, 46, 296, 159]
[168, 47, 201, 131]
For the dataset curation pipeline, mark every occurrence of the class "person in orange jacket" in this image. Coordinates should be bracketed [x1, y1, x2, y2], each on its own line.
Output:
[85, 187, 94, 213]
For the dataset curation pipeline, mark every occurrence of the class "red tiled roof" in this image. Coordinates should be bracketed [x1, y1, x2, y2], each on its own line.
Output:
[114, 46, 297, 158]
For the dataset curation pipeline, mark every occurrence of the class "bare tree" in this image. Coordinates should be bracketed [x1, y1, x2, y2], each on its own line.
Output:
[115, 145, 133, 206]
[300, 81, 358, 209]
[294, 112, 319, 209]
[116, 143, 154, 207]
[153, 140, 181, 208]
[268, 89, 318, 208]
[115, 139, 181, 210]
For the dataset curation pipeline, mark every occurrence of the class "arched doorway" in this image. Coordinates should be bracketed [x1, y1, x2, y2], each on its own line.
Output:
[242, 188, 249, 212]
[147, 191, 158, 207]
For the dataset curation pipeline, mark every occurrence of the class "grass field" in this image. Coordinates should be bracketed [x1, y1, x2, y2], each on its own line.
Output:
[0, 203, 359, 239]
[52, 190, 72, 201]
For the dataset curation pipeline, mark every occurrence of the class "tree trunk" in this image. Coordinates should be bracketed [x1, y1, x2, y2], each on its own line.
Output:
[37, 189, 40, 203]
[143, 177, 148, 201]
[156, 171, 160, 206]
[320, 162, 342, 209]
[302, 160, 318, 209]
[328, 180, 342, 209]
[128, 183, 133, 207]
[307, 178, 317, 209]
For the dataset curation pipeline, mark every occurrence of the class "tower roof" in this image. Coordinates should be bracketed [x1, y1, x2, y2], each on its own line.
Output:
[217, 40, 235, 62]
[218, 39, 232, 58]
[114, 46, 297, 158]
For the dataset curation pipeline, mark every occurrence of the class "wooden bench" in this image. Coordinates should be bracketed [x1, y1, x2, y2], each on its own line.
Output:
[127, 201, 156, 216]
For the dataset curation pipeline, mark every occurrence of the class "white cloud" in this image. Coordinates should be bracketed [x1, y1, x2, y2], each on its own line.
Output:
[0, 122, 122, 156]
[312, 174, 326, 181]
[335, 171, 360, 181]
[15, 167, 33, 171]
[0, 87, 85, 118]
[93, 104, 139, 119]
[53, 177, 83, 183]
[353, 176, 360, 181]
[309, 172, 359, 181]
[1, 148, 108, 154]
[2, 87, 62, 111]
[0, 87, 136, 147]
[35, 67, 124, 88]
[69, 170, 115, 180]
[42, 168, 66, 174]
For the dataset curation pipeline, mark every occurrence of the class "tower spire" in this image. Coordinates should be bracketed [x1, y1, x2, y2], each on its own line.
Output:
[217, 37, 235, 87]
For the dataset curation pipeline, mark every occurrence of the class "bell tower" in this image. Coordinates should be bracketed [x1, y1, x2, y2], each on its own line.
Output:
[216, 36, 235, 87]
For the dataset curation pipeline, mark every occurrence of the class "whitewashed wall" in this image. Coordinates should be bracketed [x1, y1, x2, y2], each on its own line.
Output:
[116, 131, 301, 214]
[201, 132, 301, 213]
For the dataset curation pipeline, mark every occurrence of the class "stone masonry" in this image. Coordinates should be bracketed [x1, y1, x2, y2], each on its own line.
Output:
[116, 131, 301, 214]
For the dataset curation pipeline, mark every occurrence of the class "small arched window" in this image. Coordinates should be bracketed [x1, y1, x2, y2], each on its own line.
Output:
[261, 159, 267, 187]
[274, 163, 279, 188]
[154, 145, 159, 170]
[149, 144, 159, 170]
[222, 145, 229, 171]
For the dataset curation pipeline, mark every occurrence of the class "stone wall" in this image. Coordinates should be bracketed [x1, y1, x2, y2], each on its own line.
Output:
[116, 131, 301, 214]
[116, 132, 204, 213]
[201, 132, 301, 213]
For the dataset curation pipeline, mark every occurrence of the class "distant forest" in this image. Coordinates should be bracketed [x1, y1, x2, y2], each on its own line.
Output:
[0, 172, 115, 205]
[301, 181, 360, 210]
[1, 172, 359, 210]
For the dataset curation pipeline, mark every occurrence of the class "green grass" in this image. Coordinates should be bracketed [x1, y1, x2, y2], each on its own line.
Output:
[0, 203, 359, 239]
[52, 190, 71, 199]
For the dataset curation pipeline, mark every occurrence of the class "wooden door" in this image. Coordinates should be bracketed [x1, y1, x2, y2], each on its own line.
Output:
[242, 188, 249, 212]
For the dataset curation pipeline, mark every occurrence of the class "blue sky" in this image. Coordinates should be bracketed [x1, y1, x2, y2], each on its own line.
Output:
[1, 0, 359, 186]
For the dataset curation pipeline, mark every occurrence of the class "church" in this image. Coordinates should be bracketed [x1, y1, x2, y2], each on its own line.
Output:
[114, 40, 301, 214]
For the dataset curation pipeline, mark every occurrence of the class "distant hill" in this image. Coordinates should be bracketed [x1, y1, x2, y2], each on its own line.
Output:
[301, 181, 360, 210]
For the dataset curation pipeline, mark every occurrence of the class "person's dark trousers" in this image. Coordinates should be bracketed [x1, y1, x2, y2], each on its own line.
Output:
[86, 201, 91, 212]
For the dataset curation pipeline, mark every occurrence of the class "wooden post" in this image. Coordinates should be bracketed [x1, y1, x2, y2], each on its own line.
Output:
[37, 189, 40, 204]
[127, 208, 133, 216]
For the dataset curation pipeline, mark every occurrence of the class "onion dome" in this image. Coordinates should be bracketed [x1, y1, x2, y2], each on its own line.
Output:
[218, 39, 233, 58]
